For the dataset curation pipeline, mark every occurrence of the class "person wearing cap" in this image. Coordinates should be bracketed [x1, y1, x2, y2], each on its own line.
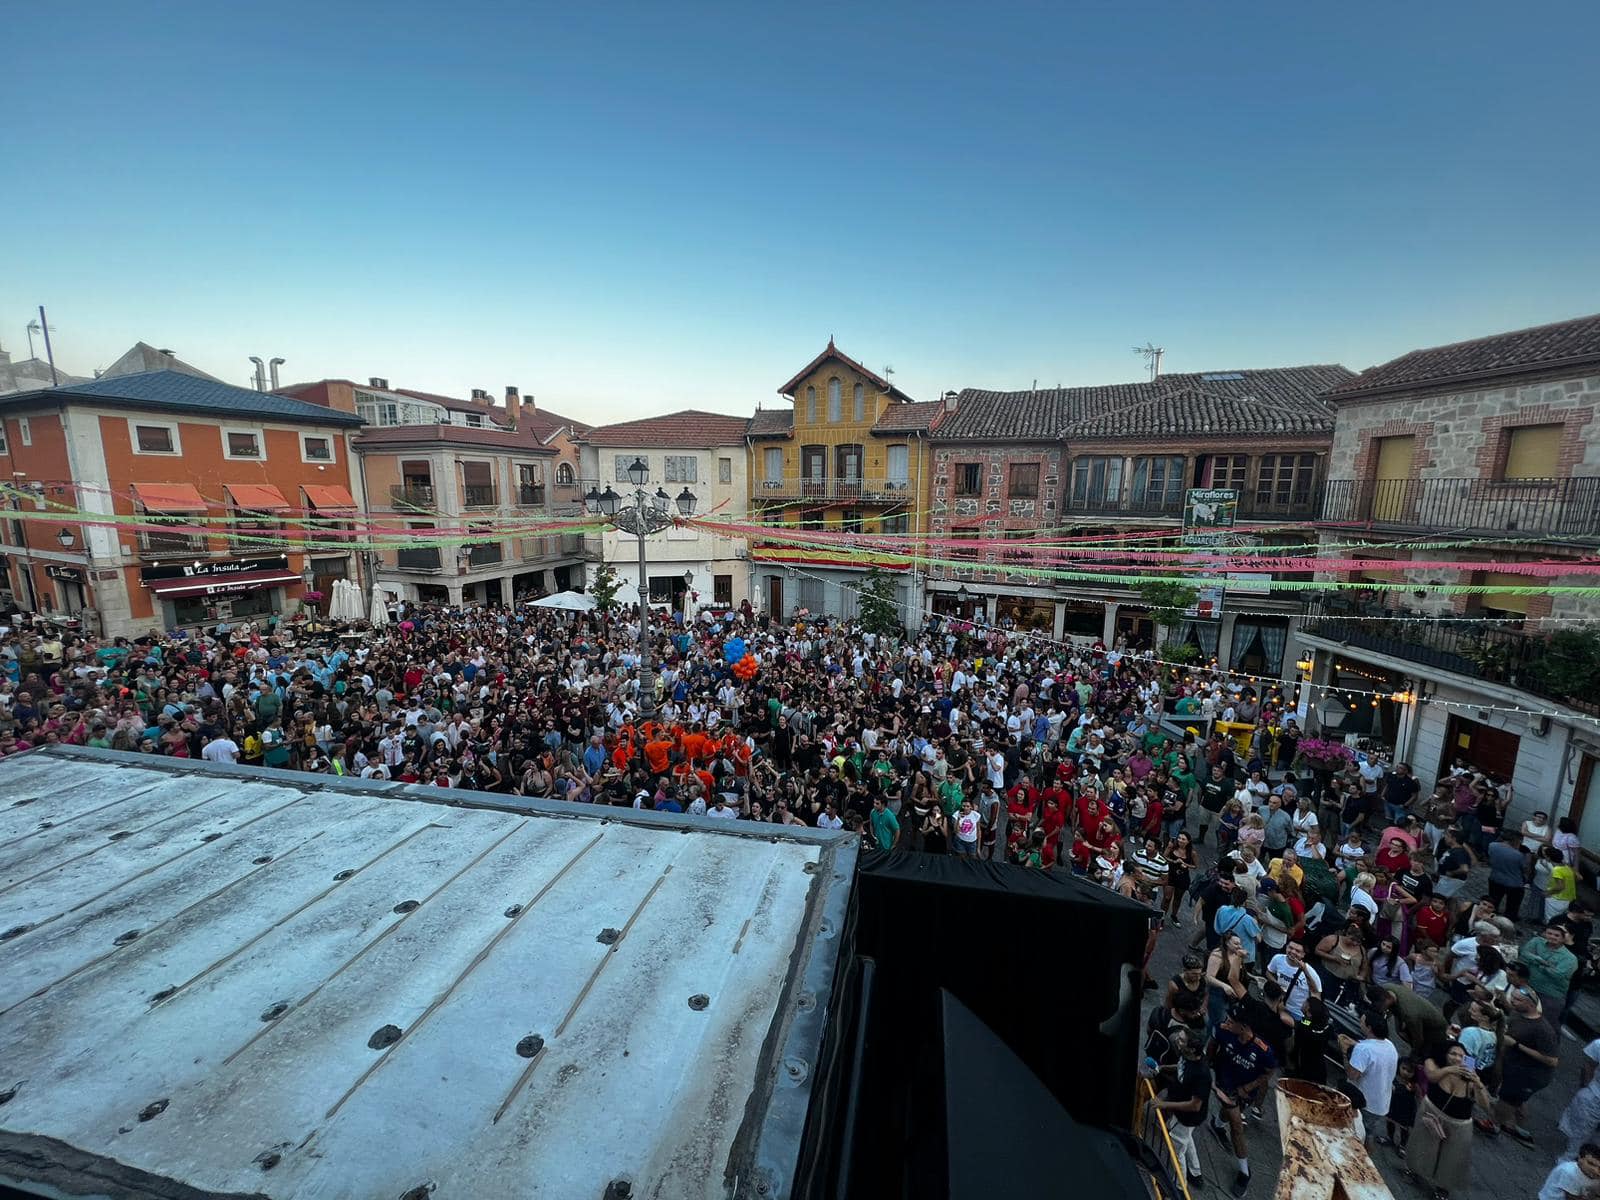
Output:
[1208, 1003, 1275, 1197]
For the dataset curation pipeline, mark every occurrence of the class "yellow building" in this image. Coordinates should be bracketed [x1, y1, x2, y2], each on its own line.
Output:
[746, 340, 945, 622]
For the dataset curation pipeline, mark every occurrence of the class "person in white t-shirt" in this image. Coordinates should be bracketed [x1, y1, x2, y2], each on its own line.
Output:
[1265, 941, 1322, 1020]
[1340, 1010, 1399, 1134]
[1539, 1145, 1600, 1200]
[200, 735, 239, 764]
[817, 803, 844, 831]
[952, 799, 983, 857]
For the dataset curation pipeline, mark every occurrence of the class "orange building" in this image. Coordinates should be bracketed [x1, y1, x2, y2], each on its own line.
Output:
[0, 370, 365, 636]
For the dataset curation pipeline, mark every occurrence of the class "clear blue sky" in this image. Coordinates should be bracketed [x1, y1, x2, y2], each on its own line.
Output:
[5, 2, 1598, 422]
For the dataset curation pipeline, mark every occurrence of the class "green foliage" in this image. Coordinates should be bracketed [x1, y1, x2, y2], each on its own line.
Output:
[590, 562, 622, 612]
[1163, 641, 1202, 666]
[856, 567, 902, 637]
[1528, 628, 1600, 699]
[1138, 580, 1200, 630]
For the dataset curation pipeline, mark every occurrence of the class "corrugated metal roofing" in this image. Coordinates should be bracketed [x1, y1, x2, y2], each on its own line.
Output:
[0, 749, 854, 1200]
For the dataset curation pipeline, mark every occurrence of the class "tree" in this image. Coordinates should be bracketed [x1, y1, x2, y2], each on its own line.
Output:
[590, 562, 622, 612]
[856, 567, 902, 637]
[1137, 580, 1200, 632]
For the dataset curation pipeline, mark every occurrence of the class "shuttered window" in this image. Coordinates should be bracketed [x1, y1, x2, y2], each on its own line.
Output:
[1503, 424, 1562, 481]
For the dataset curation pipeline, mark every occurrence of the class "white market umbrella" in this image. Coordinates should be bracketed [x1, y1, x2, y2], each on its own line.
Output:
[531, 590, 597, 612]
[369, 584, 390, 627]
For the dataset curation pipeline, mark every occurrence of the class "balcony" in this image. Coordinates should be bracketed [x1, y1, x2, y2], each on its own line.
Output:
[1320, 477, 1600, 539]
[467, 542, 503, 567]
[755, 478, 913, 504]
[517, 485, 546, 507]
[396, 547, 442, 571]
[1059, 488, 1318, 521]
[1302, 601, 1599, 714]
[463, 485, 498, 509]
[139, 533, 208, 559]
[390, 484, 435, 508]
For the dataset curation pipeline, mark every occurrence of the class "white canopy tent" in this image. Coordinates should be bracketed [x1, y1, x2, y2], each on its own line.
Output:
[530, 590, 597, 612]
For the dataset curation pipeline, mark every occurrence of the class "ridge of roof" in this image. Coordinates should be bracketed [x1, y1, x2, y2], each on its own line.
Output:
[0, 369, 365, 426]
[776, 339, 915, 403]
[583, 409, 752, 447]
[1327, 312, 1600, 399]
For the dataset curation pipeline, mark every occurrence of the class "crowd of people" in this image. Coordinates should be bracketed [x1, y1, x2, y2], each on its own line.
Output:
[1, 595, 1596, 1199]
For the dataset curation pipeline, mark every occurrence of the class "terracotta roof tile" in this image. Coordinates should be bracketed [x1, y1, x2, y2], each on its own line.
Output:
[871, 399, 946, 434]
[747, 409, 794, 439]
[936, 365, 1353, 442]
[582, 410, 751, 447]
[1328, 313, 1600, 399]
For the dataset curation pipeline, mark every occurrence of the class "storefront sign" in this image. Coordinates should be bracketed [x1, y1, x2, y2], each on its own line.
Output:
[46, 565, 85, 582]
[1225, 572, 1271, 594]
[1185, 586, 1224, 620]
[140, 555, 289, 583]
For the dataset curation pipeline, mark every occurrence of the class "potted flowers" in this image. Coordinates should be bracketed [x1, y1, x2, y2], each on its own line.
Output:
[1296, 737, 1355, 790]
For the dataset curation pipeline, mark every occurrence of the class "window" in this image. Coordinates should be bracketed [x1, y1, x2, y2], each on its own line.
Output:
[223, 429, 262, 460]
[853, 383, 865, 422]
[462, 460, 496, 507]
[230, 508, 273, 552]
[1129, 456, 1184, 508]
[886, 444, 910, 486]
[378, 402, 399, 425]
[140, 512, 204, 557]
[827, 377, 842, 423]
[954, 462, 983, 497]
[0, 423, 8, 454]
[556, 462, 575, 486]
[464, 413, 485, 428]
[880, 512, 910, 535]
[517, 464, 545, 505]
[714, 574, 733, 605]
[840, 509, 864, 531]
[614, 454, 643, 482]
[664, 455, 697, 483]
[718, 456, 733, 484]
[397, 522, 441, 570]
[133, 423, 178, 454]
[1008, 462, 1040, 498]
[1256, 453, 1316, 506]
[18, 418, 30, 447]
[1477, 570, 1532, 627]
[1070, 456, 1124, 505]
[836, 444, 863, 485]
[801, 446, 826, 488]
[301, 434, 334, 463]
[763, 447, 784, 484]
[1502, 424, 1563, 481]
[806, 386, 816, 423]
[1205, 454, 1248, 491]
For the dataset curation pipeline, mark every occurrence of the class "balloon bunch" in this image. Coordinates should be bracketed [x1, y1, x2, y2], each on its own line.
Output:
[732, 653, 759, 681]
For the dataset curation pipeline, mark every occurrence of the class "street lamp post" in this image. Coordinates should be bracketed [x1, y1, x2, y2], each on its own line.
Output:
[586, 457, 696, 718]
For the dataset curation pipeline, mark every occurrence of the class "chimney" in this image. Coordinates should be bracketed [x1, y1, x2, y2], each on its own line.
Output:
[525, 390, 536, 414]
[943, 390, 960, 413]
[369, 376, 389, 390]
[504, 386, 521, 429]
[470, 388, 489, 403]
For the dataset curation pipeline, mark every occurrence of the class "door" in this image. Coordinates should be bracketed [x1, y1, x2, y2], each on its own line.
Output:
[1372, 435, 1416, 522]
[1572, 754, 1599, 856]
[801, 446, 826, 496]
[768, 576, 784, 619]
[1439, 714, 1520, 785]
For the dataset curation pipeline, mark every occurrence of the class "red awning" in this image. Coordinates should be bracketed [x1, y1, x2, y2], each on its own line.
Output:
[301, 484, 358, 513]
[131, 482, 207, 512]
[223, 483, 290, 511]
[145, 570, 302, 597]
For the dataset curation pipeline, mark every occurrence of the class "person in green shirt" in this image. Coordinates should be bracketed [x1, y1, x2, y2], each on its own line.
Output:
[938, 777, 964, 818]
[86, 724, 112, 750]
[261, 718, 291, 769]
[869, 796, 899, 851]
[1522, 923, 1579, 1029]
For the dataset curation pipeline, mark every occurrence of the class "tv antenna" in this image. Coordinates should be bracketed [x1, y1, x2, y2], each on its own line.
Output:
[1133, 342, 1164, 381]
[26, 317, 56, 361]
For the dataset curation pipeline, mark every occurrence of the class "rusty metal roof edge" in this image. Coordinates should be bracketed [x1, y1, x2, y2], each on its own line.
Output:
[12, 746, 857, 851]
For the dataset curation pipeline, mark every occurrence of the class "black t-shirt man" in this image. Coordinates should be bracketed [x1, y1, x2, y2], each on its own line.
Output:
[1164, 1052, 1213, 1128]
[1201, 770, 1230, 814]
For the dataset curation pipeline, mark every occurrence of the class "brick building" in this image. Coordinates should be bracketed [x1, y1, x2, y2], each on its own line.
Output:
[927, 366, 1350, 673]
[1301, 313, 1600, 830]
[0, 370, 364, 636]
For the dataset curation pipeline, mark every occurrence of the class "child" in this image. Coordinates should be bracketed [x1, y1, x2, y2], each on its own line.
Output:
[1409, 943, 1439, 1000]
[1382, 1058, 1419, 1149]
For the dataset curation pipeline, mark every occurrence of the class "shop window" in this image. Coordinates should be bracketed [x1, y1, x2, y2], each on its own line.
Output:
[1060, 601, 1104, 637]
[1008, 462, 1040, 498]
[954, 463, 983, 496]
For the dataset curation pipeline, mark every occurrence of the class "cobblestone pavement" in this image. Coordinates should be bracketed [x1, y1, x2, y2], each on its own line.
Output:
[1139, 837, 1588, 1200]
